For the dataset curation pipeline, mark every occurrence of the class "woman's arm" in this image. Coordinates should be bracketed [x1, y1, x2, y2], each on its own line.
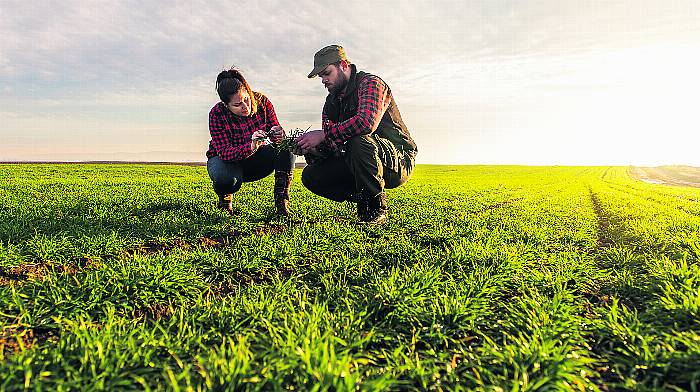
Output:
[260, 94, 286, 143]
[260, 94, 281, 129]
[208, 106, 255, 162]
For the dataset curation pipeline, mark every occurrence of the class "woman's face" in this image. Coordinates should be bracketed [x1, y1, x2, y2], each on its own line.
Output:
[226, 90, 251, 116]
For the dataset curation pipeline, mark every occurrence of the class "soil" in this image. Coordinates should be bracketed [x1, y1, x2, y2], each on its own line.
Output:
[629, 166, 700, 188]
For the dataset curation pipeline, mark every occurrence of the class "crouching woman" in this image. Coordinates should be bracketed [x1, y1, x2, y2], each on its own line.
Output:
[206, 68, 295, 215]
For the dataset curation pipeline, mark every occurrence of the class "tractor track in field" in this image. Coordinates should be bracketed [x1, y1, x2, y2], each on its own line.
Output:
[588, 188, 615, 249]
[587, 187, 631, 389]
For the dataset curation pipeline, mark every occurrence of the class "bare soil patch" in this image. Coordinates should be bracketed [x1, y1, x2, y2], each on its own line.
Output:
[133, 304, 174, 322]
[0, 258, 101, 285]
[630, 166, 700, 188]
[0, 327, 56, 356]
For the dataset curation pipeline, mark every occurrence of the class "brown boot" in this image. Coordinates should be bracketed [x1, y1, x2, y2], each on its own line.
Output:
[217, 194, 234, 215]
[274, 170, 294, 216]
[275, 199, 290, 216]
[359, 192, 388, 224]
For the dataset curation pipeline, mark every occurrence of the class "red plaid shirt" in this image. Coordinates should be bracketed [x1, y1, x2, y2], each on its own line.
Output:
[206, 93, 280, 162]
[322, 75, 391, 150]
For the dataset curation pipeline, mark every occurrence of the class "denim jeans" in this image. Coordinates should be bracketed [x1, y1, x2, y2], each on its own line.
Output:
[207, 145, 295, 196]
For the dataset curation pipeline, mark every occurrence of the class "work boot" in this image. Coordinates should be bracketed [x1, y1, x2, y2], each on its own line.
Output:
[351, 193, 368, 221]
[359, 192, 388, 224]
[275, 199, 290, 216]
[217, 194, 234, 215]
[274, 170, 294, 216]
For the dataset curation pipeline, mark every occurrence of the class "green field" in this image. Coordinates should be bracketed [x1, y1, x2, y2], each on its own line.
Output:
[0, 164, 698, 391]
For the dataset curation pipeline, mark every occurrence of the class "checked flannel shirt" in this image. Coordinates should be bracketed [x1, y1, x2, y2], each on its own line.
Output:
[305, 73, 392, 164]
[206, 93, 280, 162]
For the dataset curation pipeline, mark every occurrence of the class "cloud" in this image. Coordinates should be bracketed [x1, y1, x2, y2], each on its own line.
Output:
[1, 0, 699, 163]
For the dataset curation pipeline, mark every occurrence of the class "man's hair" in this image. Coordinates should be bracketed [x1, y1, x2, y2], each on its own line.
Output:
[335, 60, 351, 68]
[215, 67, 258, 115]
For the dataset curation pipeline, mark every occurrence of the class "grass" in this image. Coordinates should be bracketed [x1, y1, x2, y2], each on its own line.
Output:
[0, 164, 698, 390]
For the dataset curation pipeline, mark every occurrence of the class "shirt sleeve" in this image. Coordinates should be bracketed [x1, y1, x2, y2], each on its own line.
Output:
[261, 94, 281, 130]
[208, 106, 253, 162]
[322, 75, 391, 146]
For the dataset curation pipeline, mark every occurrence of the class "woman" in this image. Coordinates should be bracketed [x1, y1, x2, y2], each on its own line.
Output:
[206, 68, 295, 215]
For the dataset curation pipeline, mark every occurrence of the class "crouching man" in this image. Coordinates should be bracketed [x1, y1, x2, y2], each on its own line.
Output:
[294, 45, 418, 224]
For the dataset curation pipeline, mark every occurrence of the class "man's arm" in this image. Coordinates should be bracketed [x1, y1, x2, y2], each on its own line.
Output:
[294, 107, 342, 159]
[323, 76, 391, 146]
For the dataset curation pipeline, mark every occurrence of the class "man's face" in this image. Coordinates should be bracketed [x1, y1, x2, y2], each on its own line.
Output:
[319, 63, 347, 95]
[226, 90, 251, 116]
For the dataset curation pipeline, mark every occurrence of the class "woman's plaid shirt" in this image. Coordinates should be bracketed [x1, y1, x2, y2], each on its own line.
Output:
[206, 93, 280, 162]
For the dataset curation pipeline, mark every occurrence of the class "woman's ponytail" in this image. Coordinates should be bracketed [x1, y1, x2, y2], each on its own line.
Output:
[214, 66, 258, 115]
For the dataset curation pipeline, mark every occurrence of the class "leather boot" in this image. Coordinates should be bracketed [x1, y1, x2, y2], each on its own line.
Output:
[274, 170, 293, 216]
[359, 192, 388, 224]
[217, 194, 234, 215]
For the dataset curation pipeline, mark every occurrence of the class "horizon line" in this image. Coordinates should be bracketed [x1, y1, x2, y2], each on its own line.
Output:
[1, 161, 698, 169]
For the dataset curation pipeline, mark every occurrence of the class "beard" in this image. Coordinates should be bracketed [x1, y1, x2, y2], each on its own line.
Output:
[328, 71, 348, 95]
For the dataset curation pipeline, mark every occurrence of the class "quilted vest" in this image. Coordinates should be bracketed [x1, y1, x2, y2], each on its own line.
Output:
[323, 65, 417, 157]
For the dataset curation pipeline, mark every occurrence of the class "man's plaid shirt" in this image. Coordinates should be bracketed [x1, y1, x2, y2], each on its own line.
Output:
[206, 93, 280, 162]
[322, 75, 391, 150]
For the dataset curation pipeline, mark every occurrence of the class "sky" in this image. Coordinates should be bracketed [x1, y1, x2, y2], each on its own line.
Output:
[1, 0, 699, 165]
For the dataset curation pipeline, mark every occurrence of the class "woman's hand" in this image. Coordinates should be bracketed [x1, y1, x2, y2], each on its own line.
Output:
[250, 130, 267, 152]
[269, 126, 285, 143]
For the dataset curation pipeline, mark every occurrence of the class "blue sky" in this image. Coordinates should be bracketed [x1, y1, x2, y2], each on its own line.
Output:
[1, 0, 699, 164]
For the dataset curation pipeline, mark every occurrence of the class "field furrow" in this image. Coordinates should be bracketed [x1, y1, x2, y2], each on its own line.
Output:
[0, 164, 698, 390]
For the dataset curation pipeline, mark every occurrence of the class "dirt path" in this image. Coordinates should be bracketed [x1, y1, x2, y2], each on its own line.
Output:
[629, 166, 700, 188]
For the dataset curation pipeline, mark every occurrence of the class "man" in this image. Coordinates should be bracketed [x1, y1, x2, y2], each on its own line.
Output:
[295, 45, 417, 224]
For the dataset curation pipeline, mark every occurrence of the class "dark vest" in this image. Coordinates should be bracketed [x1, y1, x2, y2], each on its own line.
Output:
[323, 65, 417, 157]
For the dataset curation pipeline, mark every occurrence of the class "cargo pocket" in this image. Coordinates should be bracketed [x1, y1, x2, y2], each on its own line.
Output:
[373, 134, 400, 173]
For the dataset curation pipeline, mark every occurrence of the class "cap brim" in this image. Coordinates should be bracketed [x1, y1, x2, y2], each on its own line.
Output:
[307, 64, 326, 78]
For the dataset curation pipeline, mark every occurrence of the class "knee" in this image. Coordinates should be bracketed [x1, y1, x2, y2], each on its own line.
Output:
[344, 135, 378, 163]
[207, 157, 241, 188]
[301, 166, 317, 191]
[211, 173, 239, 188]
[277, 149, 296, 170]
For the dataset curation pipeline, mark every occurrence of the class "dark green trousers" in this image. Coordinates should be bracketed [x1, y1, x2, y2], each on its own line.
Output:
[301, 134, 414, 202]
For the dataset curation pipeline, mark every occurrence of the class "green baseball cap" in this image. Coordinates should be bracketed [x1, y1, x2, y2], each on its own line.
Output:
[307, 45, 348, 78]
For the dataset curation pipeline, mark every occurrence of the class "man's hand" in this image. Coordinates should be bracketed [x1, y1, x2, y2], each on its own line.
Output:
[295, 130, 325, 155]
[269, 126, 285, 143]
[250, 130, 267, 152]
[291, 144, 317, 156]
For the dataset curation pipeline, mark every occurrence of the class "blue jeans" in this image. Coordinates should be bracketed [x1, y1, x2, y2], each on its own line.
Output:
[207, 145, 295, 196]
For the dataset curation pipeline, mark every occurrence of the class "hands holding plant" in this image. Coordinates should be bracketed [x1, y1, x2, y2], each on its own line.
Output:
[294, 130, 325, 155]
[268, 126, 285, 143]
[251, 126, 286, 152]
[250, 126, 320, 156]
[250, 129, 268, 152]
